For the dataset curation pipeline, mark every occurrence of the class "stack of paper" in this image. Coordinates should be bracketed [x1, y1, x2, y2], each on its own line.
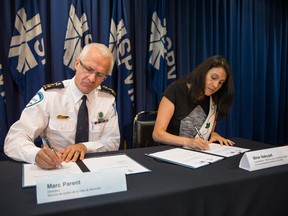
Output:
[146, 148, 223, 169]
[147, 144, 250, 169]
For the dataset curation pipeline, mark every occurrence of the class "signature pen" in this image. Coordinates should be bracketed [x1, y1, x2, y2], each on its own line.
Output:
[194, 126, 210, 150]
[194, 126, 204, 139]
[43, 137, 62, 168]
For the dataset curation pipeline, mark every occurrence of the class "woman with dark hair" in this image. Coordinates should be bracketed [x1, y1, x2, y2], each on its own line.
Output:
[153, 55, 235, 150]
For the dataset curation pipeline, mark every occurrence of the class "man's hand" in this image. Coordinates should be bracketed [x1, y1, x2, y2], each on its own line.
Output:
[35, 146, 63, 169]
[62, 144, 87, 162]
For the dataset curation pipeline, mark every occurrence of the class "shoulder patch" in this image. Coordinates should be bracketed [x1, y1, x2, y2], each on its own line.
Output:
[100, 85, 116, 97]
[26, 91, 44, 108]
[43, 82, 64, 91]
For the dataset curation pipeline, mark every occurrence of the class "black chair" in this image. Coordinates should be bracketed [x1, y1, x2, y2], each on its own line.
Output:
[133, 111, 158, 148]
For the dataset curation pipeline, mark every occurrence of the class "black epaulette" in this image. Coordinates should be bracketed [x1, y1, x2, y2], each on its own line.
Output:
[100, 85, 116, 97]
[43, 81, 64, 91]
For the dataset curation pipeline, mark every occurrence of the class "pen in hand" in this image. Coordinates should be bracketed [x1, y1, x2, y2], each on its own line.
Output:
[43, 137, 62, 168]
[194, 126, 209, 150]
[194, 126, 204, 139]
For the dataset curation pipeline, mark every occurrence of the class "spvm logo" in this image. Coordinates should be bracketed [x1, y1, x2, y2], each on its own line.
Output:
[109, 17, 134, 103]
[148, 12, 176, 80]
[8, 8, 46, 75]
[63, 4, 92, 70]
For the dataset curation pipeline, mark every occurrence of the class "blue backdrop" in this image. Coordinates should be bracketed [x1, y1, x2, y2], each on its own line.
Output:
[0, 0, 287, 150]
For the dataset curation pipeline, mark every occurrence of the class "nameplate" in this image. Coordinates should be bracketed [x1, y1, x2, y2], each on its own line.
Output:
[239, 146, 288, 171]
[36, 169, 127, 204]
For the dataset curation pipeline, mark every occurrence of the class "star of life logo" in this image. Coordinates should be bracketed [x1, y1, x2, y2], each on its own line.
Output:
[109, 18, 134, 103]
[8, 8, 46, 75]
[63, 4, 92, 70]
[149, 12, 176, 80]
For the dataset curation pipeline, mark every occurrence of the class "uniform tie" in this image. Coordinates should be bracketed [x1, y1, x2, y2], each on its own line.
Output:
[75, 95, 89, 143]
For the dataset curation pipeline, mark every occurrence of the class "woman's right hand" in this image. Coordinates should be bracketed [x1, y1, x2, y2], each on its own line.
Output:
[185, 137, 210, 150]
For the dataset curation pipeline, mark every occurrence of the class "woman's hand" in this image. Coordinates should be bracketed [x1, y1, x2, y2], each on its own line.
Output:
[184, 137, 210, 150]
[209, 132, 235, 146]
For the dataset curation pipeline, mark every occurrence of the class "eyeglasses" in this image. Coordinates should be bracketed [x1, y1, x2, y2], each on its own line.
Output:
[79, 60, 108, 80]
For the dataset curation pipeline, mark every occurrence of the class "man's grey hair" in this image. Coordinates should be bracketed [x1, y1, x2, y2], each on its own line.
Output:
[79, 43, 114, 75]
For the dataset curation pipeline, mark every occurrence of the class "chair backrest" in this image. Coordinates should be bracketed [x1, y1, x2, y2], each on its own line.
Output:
[133, 111, 158, 148]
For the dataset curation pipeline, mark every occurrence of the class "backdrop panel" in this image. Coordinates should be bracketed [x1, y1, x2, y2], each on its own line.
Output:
[0, 0, 287, 150]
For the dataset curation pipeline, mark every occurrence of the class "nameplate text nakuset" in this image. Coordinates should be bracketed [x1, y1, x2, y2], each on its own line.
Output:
[239, 145, 288, 171]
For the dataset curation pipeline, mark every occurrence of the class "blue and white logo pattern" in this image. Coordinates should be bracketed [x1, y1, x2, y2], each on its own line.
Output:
[109, 0, 135, 148]
[8, 8, 46, 75]
[149, 12, 176, 79]
[0, 64, 5, 99]
[109, 18, 134, 101]
[26, 91, 44, 108]
[148, 0, 176, 104]
[63, 0, 92, 79]
[0, 63, 8, 146]
[8, 0, 46, 104]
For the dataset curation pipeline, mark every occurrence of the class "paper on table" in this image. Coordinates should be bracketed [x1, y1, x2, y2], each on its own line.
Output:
[22, 161, 82, 187]
[198, 143, 250, 157]
[82, 154, 151, 175]
[146, 148, 223, 169]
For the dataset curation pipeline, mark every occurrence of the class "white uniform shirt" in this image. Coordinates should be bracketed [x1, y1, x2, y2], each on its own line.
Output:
[4, 77, 120, 164]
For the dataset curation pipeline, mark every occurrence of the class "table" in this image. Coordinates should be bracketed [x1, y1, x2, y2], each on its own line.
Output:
[1, 137, 288, 216]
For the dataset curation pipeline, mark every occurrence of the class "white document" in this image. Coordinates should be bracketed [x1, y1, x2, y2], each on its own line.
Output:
[23, 162, 82, 187]
[82, 154, 151, 175]
[239, 145, 288, 171]
[36, 169, 127, 204]
[146, 148, 223, 169]
[200, 143, 250, 157]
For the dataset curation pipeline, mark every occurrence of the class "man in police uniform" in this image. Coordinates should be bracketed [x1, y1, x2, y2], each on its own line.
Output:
[4, 43, 120, 169]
